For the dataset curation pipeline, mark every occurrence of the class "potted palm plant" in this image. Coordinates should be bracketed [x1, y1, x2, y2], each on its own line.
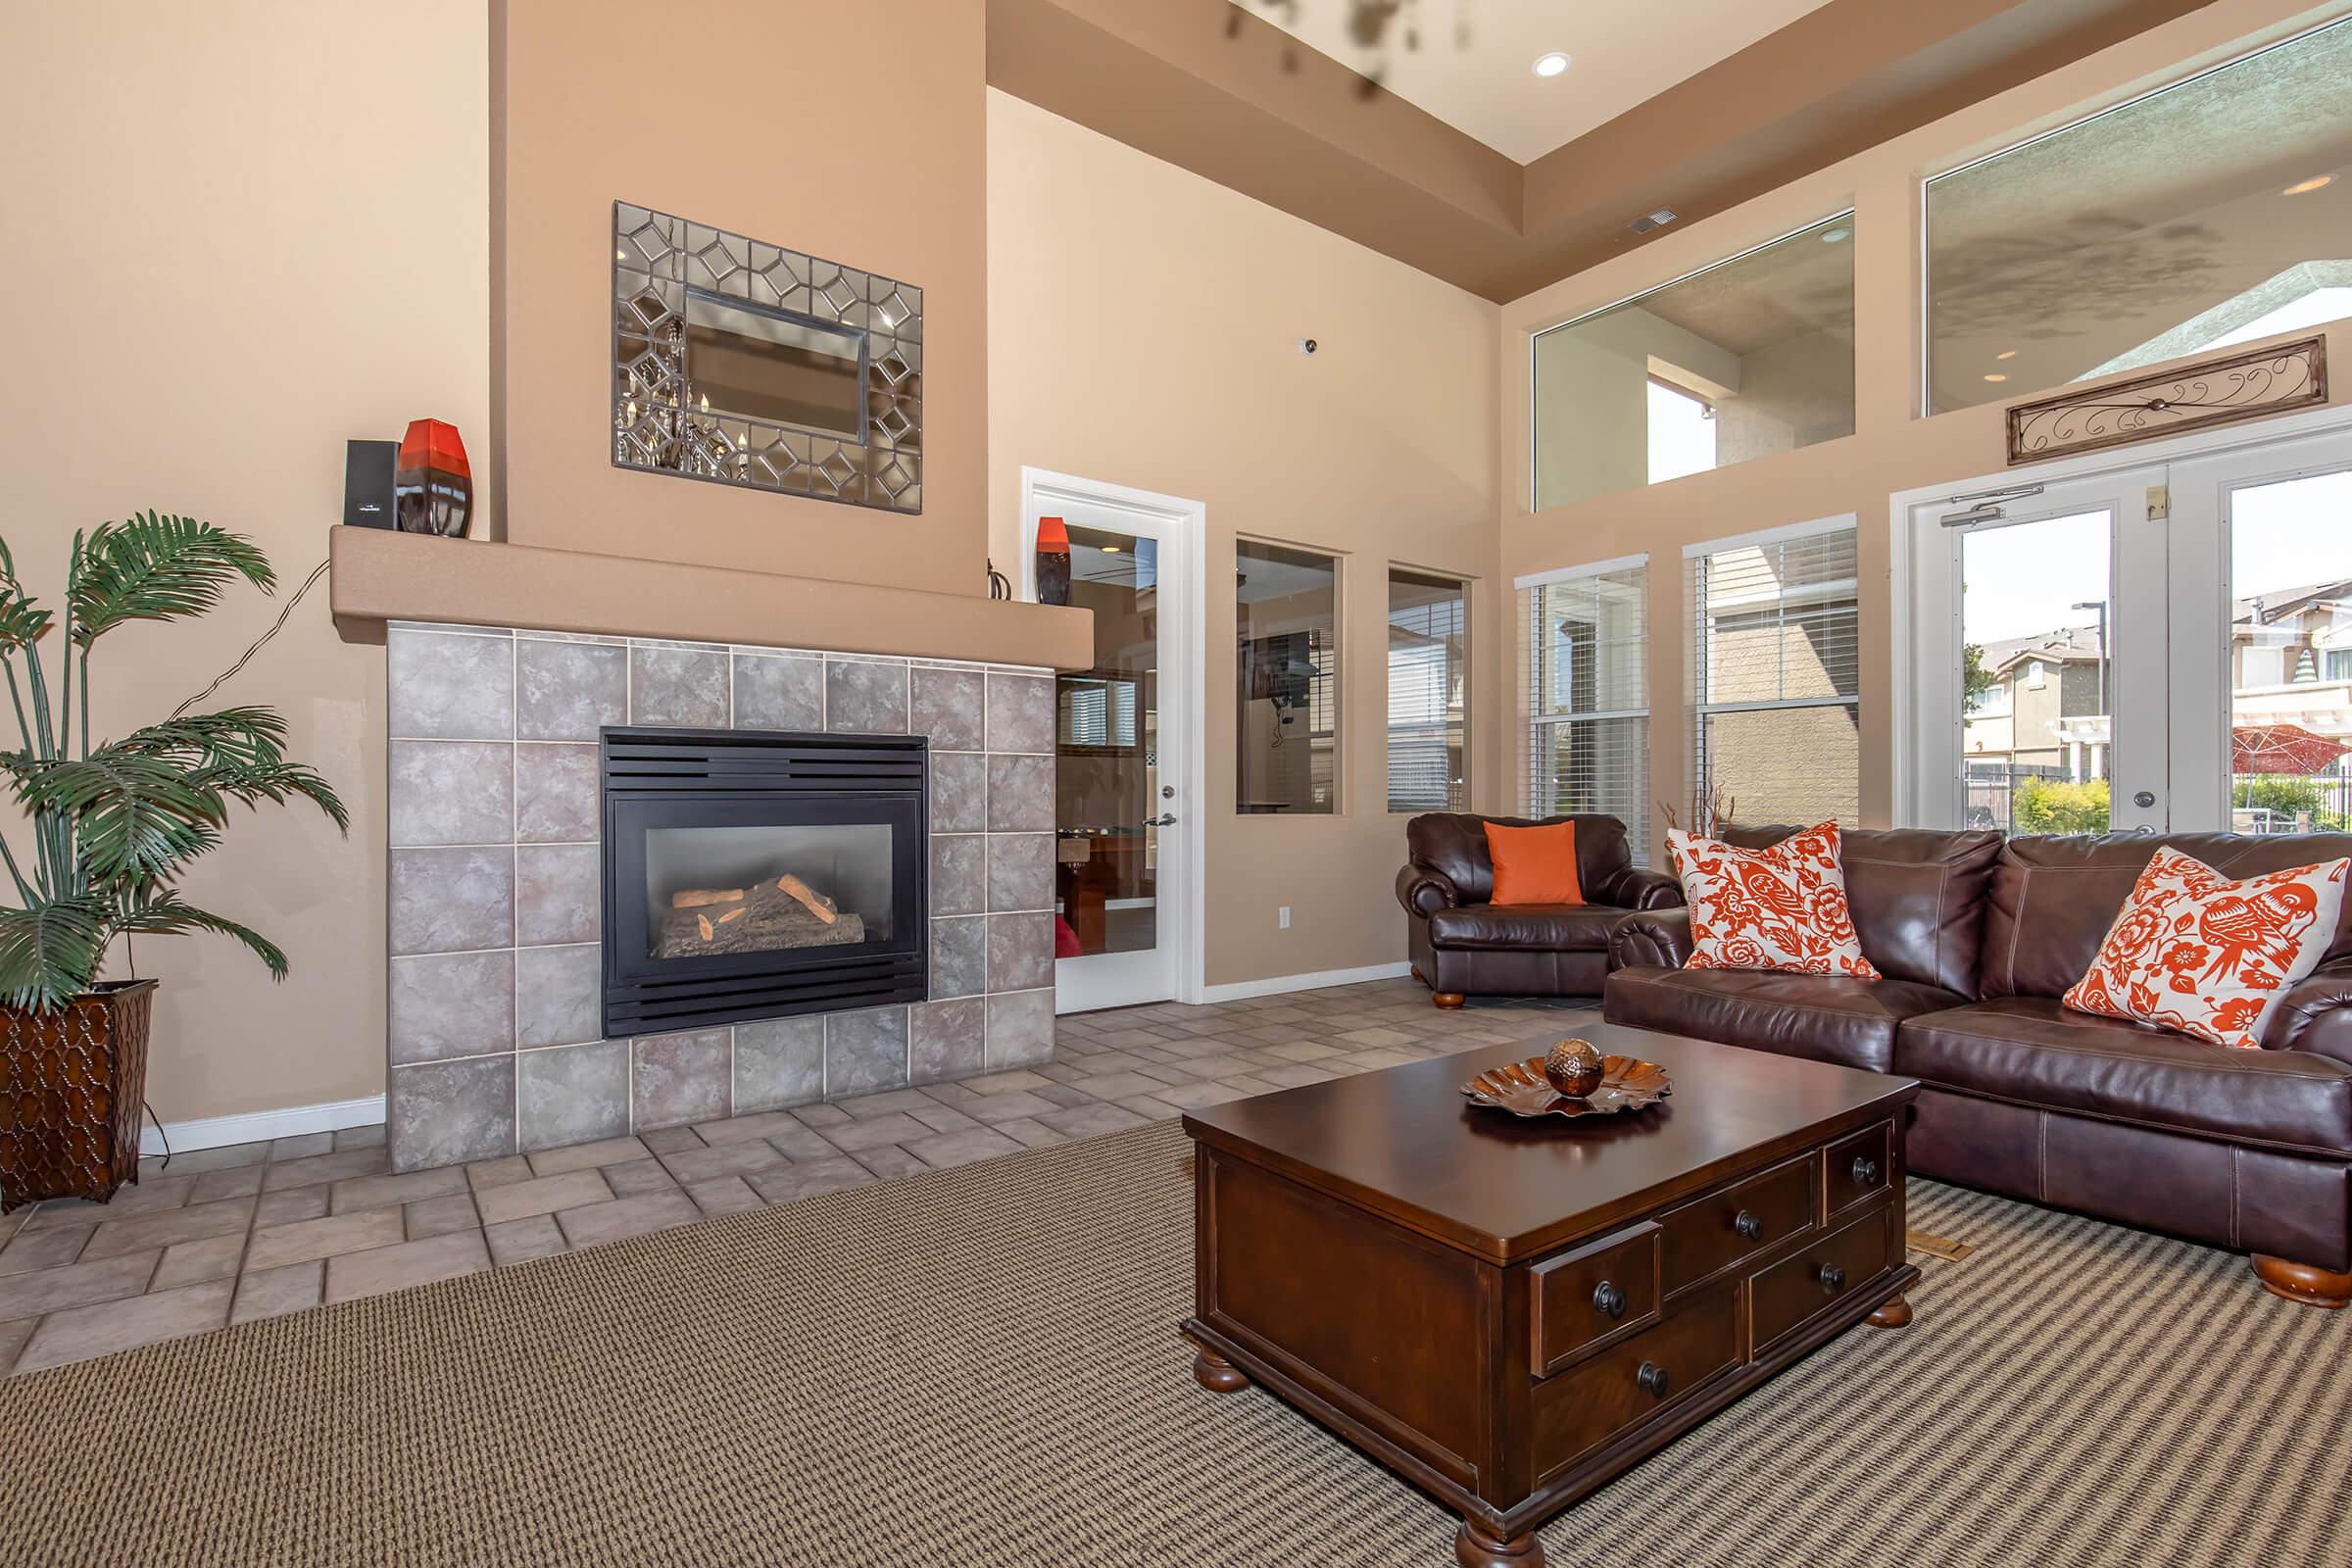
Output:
[0, 514, 347, 1210]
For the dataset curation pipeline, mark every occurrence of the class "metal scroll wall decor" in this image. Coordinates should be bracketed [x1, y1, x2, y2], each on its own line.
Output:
[612, 202, 923, 514]
[2004, 337, 2328, 466]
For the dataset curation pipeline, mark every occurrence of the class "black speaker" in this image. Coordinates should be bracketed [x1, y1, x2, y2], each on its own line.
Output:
[343, 439, 397, 528]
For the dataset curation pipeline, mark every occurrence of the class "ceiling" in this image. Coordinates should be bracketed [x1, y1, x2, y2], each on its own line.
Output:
[1245, 0, 1838, 163]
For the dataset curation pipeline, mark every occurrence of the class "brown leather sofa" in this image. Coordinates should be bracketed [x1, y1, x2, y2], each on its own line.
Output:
[1398, 813, 1682, 1008]
[1605, 826, 2352, 1307]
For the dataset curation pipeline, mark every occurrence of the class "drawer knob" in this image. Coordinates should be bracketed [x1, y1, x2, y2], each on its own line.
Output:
[1734, 1208, 1763, 1241]
[1850, 1155, 1881, 1186]
[1820, 1263, 1847, 1293]
[1592, 1281, 1627, 1319]
[1637, 1361, 1670, 1398]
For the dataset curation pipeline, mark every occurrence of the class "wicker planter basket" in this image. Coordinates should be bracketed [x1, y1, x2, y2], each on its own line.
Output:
[0, 979, 156, 1211]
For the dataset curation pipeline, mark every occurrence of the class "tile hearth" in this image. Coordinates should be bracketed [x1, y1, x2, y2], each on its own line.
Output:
[0, 983, 1592, 1376]
[386, 621, 1061, 1173]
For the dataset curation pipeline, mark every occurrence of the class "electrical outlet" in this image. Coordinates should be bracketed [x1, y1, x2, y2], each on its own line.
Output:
[1277, 906, 1292, 930]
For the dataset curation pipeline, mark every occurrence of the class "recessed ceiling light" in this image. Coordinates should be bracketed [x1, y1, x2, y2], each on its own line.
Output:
[1532, 52, 1571, 78]
[1984, 373, 2008, 383]
[1820, 227, 1850, 244]
[1995, 349, 2018, 361]
[2283, 174, 2333, 195]
[1102, 544, 1122, 554]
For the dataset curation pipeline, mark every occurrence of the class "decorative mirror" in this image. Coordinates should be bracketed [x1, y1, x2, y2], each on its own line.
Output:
[611, 202, 922, 514]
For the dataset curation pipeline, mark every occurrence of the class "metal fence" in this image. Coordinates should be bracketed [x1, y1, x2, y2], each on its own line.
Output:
[1962, 763, 2352, 834]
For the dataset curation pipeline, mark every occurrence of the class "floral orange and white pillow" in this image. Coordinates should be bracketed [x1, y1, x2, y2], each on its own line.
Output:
[1666, 822, 1881, 979]
[2062, 847, 2349, 1049]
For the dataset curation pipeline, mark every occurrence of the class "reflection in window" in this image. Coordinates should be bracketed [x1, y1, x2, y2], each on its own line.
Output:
[1925, 17, 2352, 414]
[1533, 214, 1855, 511]
[1387, 570, 1469, 812]
[1522, 561, 1649, 862]
[1690, 525, 1859, 829]
[1238, 541, 1339, 814]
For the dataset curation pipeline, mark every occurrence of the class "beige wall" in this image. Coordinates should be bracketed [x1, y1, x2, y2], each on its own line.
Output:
[987, 91, 1501, 989]
[1501, 0, 2352, 833]
[0, 1, 491, 1122]
[494, 0, 988, 596]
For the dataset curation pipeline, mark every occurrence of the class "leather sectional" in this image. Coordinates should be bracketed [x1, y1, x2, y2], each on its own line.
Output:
[1604, 826, 2352, 1307]
[1397, 813, 1683, 1008]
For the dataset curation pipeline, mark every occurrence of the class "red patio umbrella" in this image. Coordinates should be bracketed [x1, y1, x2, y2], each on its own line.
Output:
[2230, 722, 2352, 775]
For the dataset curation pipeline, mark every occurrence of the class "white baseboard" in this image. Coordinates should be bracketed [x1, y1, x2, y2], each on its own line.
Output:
[139, 1094, 386, 1157]
[1198, 960, 1412, 1004]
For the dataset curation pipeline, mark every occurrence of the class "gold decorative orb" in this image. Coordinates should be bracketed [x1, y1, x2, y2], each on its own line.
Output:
[1544, 1038, 1605, 1098]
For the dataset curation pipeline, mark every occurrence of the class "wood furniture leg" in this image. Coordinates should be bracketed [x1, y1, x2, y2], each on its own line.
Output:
[2251, 1253, 2352, 1309]
[1455, 1520, 1544, 1567]
[1192, 1347, 1252, 1392]
[1865, 1294, 1913, 1329]
[1433, 992, 1466, 1009]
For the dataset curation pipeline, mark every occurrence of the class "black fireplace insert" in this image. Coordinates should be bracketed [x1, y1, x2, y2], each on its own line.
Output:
[600, 727, 928, 1038]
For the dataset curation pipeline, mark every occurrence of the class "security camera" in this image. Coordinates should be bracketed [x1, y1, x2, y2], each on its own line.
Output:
[1298, 338, 1318, 355]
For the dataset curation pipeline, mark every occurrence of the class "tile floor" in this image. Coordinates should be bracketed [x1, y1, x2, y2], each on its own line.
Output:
[0, 980, 1594, 1376]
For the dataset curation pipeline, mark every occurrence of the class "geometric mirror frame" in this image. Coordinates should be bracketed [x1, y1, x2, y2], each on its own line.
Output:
[612, 201, 923, 514]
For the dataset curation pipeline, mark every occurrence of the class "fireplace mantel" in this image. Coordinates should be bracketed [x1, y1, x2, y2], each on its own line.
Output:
[330, 526, 1093, 671]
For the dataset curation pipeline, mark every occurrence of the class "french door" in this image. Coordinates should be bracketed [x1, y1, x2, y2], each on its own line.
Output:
[1907, 411, 2352, 835]
[1019, 468, 1202, 1013]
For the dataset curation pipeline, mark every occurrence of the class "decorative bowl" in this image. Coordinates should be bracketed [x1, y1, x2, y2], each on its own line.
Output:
[1461, 1054, 1672, 1120]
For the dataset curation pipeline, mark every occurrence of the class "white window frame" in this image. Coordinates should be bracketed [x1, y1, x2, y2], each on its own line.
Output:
[1517, 553, 1650, 859]
[1385, 564, 1473, 814]
[1685, 515, 1861, 828]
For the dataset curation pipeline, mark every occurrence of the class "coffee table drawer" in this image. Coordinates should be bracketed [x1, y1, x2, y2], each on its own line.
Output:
[1529, 1285, 1741, 1481]
[1825, 1120, 1893, 1218]
[1750, 1203, 1894, 1353]
[1657, 1152, 1815, 1297]
[1529, 1221, 1660, 1377]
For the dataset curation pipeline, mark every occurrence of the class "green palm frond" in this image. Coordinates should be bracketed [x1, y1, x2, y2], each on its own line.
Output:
[15, 749, 226, 881]
[189, 757, 351, 832]
[0, 541, 53, 655]
[112, 706, 291, 771]
[68, 513, 273, 646]
[112, 892, 288, 981]
[0, 898, 114, 1010]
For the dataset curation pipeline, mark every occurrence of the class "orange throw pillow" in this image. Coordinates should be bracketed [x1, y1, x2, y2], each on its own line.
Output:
[1485, 820, 1584, 906]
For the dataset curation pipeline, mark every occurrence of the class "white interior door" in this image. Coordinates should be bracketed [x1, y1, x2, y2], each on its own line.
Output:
[1019, 468, 1203, 1013]
[2169, 424, 2352, 833]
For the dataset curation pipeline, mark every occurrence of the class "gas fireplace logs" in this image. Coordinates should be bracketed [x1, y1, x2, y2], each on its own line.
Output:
[654, 875, 865, 959]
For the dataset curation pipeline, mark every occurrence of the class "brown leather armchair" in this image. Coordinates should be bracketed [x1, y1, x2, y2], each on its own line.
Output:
[1605, 825, 2352, 1307]
[1398, 813, 1681, 1008]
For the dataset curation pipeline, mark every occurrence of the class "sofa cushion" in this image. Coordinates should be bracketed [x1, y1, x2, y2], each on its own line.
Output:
[2062, 847, 2350, 1050]
[1406, 813, 1634, 908]
[1485, 819, 1585, 906]
[1980, 831, 2352, 1001]
[1426, 904, 1625, 953]
[1717, 824, 2003, 995]
[1897, 997, 2352, 1158]
[1670, 822, 1879, 979]
[1603, 964, 1965, 1073]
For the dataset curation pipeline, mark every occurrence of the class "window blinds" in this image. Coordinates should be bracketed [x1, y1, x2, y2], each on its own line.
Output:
[1521, 562, 1649, 863]
[1689, 524, 1861, 830]
[1388, 571, 1468, 812]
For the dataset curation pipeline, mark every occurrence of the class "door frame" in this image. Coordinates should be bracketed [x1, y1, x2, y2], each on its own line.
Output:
[1018, 466, 1208, 1009]
[1889, 397, 2352, 828]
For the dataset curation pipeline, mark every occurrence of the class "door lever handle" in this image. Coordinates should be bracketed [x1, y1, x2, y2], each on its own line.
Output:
[1144, 812, 1177, 827]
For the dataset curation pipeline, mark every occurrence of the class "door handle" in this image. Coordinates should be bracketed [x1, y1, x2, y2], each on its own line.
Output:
[1143, 813, 1177, 827]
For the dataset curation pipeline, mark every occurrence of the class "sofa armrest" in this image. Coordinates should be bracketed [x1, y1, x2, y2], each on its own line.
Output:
[1396, 863, 1462, 918]
[1610, 906, 1692, 970]
[2268, 958, 2352, 1065]
[1597, 865, 1684, 912]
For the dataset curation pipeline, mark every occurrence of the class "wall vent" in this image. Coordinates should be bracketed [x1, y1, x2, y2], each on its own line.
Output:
[1628, 208, 1679, 235]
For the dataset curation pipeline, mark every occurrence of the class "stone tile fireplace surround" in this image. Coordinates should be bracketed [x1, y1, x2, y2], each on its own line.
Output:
[384, 623, 1056, 1173]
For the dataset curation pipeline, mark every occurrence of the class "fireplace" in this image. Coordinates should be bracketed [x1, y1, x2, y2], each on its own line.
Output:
[601, 727, 928, 1038]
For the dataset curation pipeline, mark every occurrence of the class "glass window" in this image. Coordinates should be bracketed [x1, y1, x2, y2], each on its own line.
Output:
[1237, 540, 1339, 814]
[1387, 569, 1469, 812]
[1690, 525, 1860, 829]
[1925, 17, 2352, 414]
[1523, 561, 1649, 863]
[1532, 214, 1855, 511]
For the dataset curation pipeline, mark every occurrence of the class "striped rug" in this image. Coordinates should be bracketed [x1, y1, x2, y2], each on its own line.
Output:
[1, 1118, 2345, 1566]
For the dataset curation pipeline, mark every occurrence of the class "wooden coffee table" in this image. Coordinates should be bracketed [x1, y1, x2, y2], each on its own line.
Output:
[1180, 1021, 1919, 1566]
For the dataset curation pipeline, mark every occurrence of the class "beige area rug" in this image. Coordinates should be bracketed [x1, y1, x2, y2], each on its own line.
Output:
[3, 1120, 2348, 1568]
